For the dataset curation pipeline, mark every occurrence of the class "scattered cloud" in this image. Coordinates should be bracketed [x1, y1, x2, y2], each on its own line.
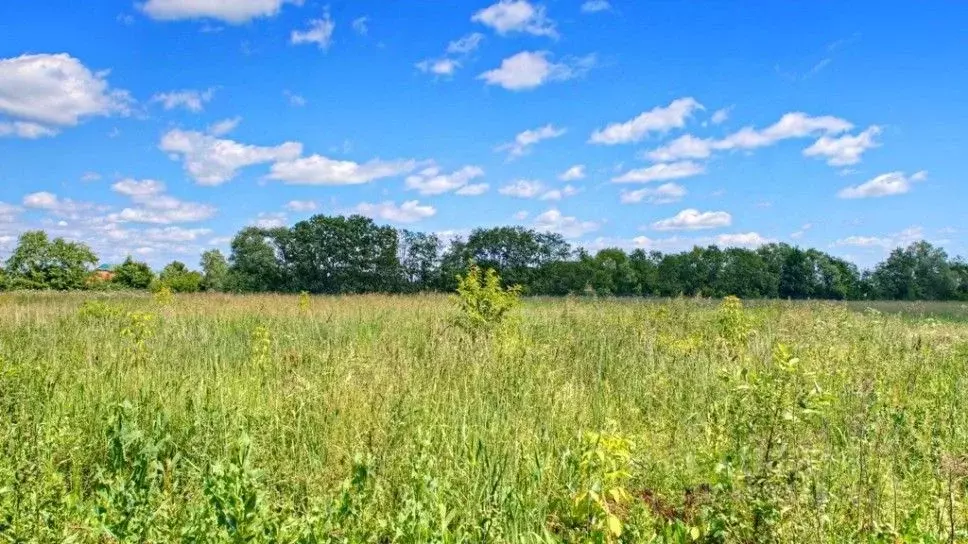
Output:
[405, 165, 485, 195]
[268, 154, 418, 185]
[803, 125, 881, 166]
[141, 0, 299, 23]
[81, 171, 102, 182]
[472, 0, 557, 38]
[285, 200, 318, 212]
[455, 183, 490, 196]
[558, 165, 586, 181]
[710, 107, 731, 125]
[590, 97, 703, 145]
[0, 53, 132, 136]
[714, 232, 771, 247]
[109, 178, 216, 224]
[160, 129, 302, 185]
[580, 0, 611, 13]
[538, 184, 579, 201]
[351, 200, 436, 223]
[23, 191, 98, 218]
[837, 170, 926, 199]
[479, 51, 595, 91]
[351, 16, 368, 36]
[144, 226, 212, 242]
[447, 33, 485, 54]
[612, 161, 705, 183]
[207, 116, 241, 136]
[497, 123, 566, 158]
[644, 112, 853, 161]
[651, 208, 732, 231]
[291, 11, 335, 50]
[620, 182, 686, 204]
[151, 88, 215, 112]
[253, 212, 288, 229]
[790, 223, 813, 239]
[416, 58, 460, 76]
[833, 226, 924, 250]
[284, 90, 307, 107]
[533, 209, 599, 237]
[499, 179, 545, 198]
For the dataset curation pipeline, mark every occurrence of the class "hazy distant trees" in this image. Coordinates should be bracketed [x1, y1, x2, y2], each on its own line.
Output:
[1, 218, 965, 300]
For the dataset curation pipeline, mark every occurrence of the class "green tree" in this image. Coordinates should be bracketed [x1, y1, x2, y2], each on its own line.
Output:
[398, 230, 442, 292]
[159, 261, 203, 293]
[200, 249, 229, 292]
[4, 230, 97, 290]
[226, 227, 289, 292]
[460, 226, 571, 291]
[869, 241, 955, 300]
[113, 257, 155, 289]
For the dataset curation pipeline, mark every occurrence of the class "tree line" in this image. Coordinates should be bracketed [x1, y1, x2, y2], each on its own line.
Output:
[2, 215, 967, 300]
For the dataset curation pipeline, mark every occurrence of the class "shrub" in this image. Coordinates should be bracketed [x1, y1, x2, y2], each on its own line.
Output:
[452, 265, 521, 332]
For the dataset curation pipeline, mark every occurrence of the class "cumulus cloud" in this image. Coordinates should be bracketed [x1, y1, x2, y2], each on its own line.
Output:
[710, 107, 731, 125]
[160, 129, 303, 185]
[620, 182, 686, 204]
[416, 58, 460, 76]
[456, 183, 490, 196]
[405, 165, 485, 195]
[837, 171, 926, 199]
[0, 201, 22, 223]
[651, 209, 732, 231]
[447, 33, 485, 54]
[558, 165, 585, 181]
[207, 116, 241, 136]
[268, 154, 417, 185]
[351, 200, 436, 223]
[612, 161, 705, 183]
[151, 88, 215, 112]
[141, 0, 300, 23]
[109, 178, 216, 224]
[253, 212, 288, 229]
[532, 209, 599, 237]
[538, 185, 579, 201]
[833, 226, 925, 250]
[0, 53, 131, 136]
[144, 226, 212, 242]
[291, 11, 335, 50]
[580, 0, 611, 13]
[497, 124, 566, 157]
[644, 112, 853, 161]
[479, 51, 594, 91]
[803, 125, 881, 166]
[285, 200, 318, 212]
[590, 98, 704, 145]
[499, 179, 545, 198]
[472, 0, 557, 38]
[713, 232, 771, 247]
[23, 191, 98, 218]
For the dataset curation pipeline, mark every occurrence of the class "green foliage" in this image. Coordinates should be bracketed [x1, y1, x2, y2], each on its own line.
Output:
[4, 230, 97, 290]
[452, 265, 521, 331]
[200, 249, 229, 292]
[113, 257, 155, 289]
[159, 261, 203, 293]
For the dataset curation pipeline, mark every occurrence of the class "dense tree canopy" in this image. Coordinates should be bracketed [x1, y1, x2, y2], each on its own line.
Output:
[1, 217, 966, 300]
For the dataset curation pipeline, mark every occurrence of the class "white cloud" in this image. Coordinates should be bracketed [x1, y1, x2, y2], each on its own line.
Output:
[790, 223, 813, 239]
[253, 212, 288, 229]
[580, 0, 611, 13]
[652, 208, 732, 231]
[0, 53, 131, 134]
[710, 107, 731, 124]
[620, 182, 686, 204]
[352, 16, 368, 36]
[22, 191, 97, 218]
[268, 154, 417, 185]
[590, 98, 704, 145]
[837, 170, 925, 199]
[108, 179, 216, 225]
[714, 232, 771, 247]
[538, 184, 579, 201]
[151, 88, 214, 112]
[405, 165, 485, 195]
[416, 58, 460, 76]
[472, 0, 557, 38]
[479, 51, 594, 91]
[643, 112, 854, 161]
[612, 161, 705, 183]
[558, 165, 585, 181]
[160, 129, 303, 185]
[291, 11, 335, 50]
[0, 202, 21, 223]
[447, 33, 485, 54]
[455, 183, 490, 196]
[499, 179, 545, 198]
[141, 0, 299, 23]
[144, 226, 212, 242]
[285, 200, 318, 212]
[351, 200, 436, 223]
[532, 209, 599, 237]
[207, 116, 241, 136]
[833, 226, 925, 250]
[81, 171, 102, 182]
[284, 90, 306, 107]
[497, 124, 566, 157]
[0, 121, 58, 139]
[803, 125, 881, 166]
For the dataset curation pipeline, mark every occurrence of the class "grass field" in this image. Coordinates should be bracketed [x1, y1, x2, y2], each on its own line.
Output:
[1, 292, 967, 542]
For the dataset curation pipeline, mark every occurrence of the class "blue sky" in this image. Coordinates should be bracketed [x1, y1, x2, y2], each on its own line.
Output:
[1, 0, 965, 268]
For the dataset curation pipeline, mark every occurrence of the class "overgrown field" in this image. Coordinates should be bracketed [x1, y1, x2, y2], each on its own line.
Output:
[2, 292, 968, 542]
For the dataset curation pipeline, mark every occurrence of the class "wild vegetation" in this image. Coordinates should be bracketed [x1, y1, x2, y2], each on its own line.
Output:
[2, 216, 968, 300]
[1, 280, 967, 541]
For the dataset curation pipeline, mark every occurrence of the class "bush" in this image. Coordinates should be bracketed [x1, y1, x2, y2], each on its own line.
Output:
[113, 257, 155, 290]
[452, 265, 521, 332]
[159, 261, 203, 293]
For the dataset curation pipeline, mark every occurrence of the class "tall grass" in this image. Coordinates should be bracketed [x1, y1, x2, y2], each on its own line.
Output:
[1, 292, 966, 542]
